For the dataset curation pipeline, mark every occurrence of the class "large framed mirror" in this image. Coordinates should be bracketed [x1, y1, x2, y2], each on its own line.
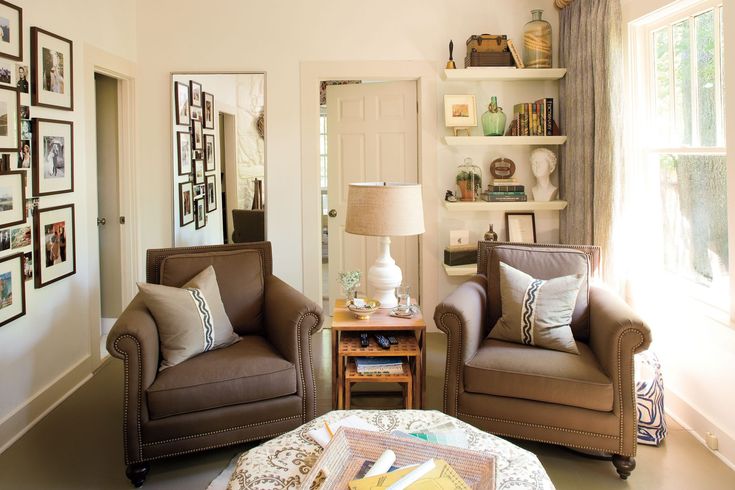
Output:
[171, 72, 265, 246]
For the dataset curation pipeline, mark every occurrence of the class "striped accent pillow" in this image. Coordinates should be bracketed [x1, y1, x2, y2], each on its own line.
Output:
[489, 261, 582, 354]
[138, 266, 239, 370]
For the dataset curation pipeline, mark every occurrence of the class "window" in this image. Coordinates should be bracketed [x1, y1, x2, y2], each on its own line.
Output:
[320, 108, 328, 216]
[633, 0, 729, 317]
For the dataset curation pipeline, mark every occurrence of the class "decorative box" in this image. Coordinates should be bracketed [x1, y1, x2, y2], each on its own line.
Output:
[465, 51, 514, 68]
[444, 244, 478, 266]
[466, 34, 509, 53]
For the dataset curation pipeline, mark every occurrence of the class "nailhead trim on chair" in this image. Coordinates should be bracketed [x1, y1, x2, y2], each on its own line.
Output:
[437, 312, 462, 416]
[296, 312, 321, 421]
[617, 328, 645, 455]
[458, 412, 617, 439]
[113, 334, 145, 465]
[141, 415, 302, 446]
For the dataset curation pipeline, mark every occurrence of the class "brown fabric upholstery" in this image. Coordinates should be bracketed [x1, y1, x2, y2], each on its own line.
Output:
[160, 249, 265, 335]
[465, 339, 613, 412]
[146, 337, 296, 420]
[435, 243, 651, 466]
[106, 242, 324, 474]
[486, 245, 591, 340]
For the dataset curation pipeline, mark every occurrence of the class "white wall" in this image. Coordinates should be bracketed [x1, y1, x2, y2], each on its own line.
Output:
[135, 0, 561, 316]
[622, 0, 735, 468]
[0, 0, 137, 450]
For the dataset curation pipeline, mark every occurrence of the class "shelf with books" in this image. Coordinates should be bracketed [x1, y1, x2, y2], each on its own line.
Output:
[443, 200, 568, 212]
[443, 135, 567, 146]
[442, 67, 567, 81]
[443, 264, 477, 277]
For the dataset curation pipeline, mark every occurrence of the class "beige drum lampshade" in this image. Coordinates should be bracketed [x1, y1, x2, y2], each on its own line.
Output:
[345, 183, 425, 237]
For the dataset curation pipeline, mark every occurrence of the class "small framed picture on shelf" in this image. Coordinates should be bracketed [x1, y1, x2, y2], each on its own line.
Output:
[31, 27, 74, 110]
[34, 203, 76, 288]
[0, 1, 22, 61]
[178, 181, 194, 227]
[203, 92, 214, 129]
[0, 252, 26, 328]
[449, 229, 470, 247]
[0, 85, 19, 151]
[174, 81, 190, 126]
[190, 80, 202, 107]
[444, 94, 477, 132]
[505, 212, 536, 243]
[0, 170, 25, 228]
[192, 119, 203, 150]
[205, 174, 217, 212]
[204, 134, 215, 171]
[194, 197, 206, 229]
[176, 131, 192, 175]
[32, 118, 74, 196]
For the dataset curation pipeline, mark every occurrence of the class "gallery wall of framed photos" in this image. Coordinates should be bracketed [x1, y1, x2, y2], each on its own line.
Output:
[0, 0, 77, 329]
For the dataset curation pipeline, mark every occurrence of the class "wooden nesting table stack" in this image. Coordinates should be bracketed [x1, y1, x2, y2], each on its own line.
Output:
[331, 299, 426, 409]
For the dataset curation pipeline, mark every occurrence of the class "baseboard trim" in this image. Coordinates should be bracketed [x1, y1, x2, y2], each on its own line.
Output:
[0, 356, 93, 454]
[665, 387, 735, 472]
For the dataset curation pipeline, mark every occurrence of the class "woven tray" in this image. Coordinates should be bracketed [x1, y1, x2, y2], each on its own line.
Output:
[300, 427, 495, 489]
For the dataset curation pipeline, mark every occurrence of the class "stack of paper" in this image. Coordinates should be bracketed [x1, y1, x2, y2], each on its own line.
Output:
[348, 459, 470, 490]
[355, 357, 404, 374]
[307, 416, 379, 448]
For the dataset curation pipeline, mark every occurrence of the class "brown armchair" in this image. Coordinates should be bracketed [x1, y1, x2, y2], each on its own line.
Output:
[434, 242, 651, 479]
[106, 242, 323, 487]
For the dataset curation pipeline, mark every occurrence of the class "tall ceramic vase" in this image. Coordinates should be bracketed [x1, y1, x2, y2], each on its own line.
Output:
[523, 9, 552, 69]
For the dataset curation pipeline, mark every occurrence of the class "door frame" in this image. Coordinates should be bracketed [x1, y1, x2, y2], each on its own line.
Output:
[299, 61, 438, 312]
[84, 44, 138, 369]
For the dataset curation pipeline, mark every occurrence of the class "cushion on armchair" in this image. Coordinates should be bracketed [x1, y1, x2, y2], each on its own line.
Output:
[138, 265, 240, 370]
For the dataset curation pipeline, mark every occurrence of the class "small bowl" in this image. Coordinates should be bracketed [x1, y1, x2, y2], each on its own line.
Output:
[347, 298, 381, 320]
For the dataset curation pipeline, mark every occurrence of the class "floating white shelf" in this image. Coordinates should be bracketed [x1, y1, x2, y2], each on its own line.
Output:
[442, 67, 567, 82]
[443, 135, 567, 146]
[443, 200, 568, 212]
[443, 264, 477, 277]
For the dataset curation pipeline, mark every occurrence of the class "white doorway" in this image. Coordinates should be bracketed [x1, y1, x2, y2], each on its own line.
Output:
[323, 80, 419, 313]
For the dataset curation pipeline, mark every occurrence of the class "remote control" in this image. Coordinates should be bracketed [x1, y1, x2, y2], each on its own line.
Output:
[374, 334, 391, 349]
[388, 336, 398, 345]
[360, 332, 369, 347]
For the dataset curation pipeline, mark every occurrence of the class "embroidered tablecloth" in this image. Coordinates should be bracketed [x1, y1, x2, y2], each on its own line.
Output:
[225, 410, 554, 490]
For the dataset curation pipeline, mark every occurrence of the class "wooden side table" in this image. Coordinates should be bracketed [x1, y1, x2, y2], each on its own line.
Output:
[331, 299, 426, 409]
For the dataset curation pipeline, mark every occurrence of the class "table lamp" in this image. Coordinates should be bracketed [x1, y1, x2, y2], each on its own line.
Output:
[345, 182, 425, 308]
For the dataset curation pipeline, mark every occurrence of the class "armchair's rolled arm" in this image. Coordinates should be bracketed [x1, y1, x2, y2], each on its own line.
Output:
[264, 275, 324, 422]
[433, 274, 487, 415]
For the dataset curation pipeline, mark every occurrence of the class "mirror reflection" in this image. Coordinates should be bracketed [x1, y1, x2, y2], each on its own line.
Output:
[171, 72, 265, 246]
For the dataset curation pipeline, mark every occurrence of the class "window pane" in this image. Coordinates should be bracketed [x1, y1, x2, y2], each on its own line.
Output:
[320, 156, 328, 189]
[653, 28, 672, 146]
[673, 20, 692, 146]
[659, 154, 729, 295]
[721, 6, 726, 132]
[695, 10, 717, 146]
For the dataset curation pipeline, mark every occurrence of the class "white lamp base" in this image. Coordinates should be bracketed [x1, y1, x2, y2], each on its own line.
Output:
[368, 236, 402, 309]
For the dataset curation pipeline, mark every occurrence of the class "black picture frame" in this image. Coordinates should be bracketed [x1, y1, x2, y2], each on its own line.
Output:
[203, 92, 214, 129]
[0, 252, 26, 328]
[174, 81, 190, 126]
[192, 119, 203, 150]
[32, 118, 74, 197]
[178, 181, 194, 227]
[204, 133, 215, 171]
[205, 174, 217, 213]
[194, 197, 206, 229]
[505, 212, 537, 243]
[0, 84, 19, 151]
[34, 203, 76, 288]
[190, 80, 202, 108]
[0, 170, 26, 228]
[176, 131, 192, 176]
[30, 27, 74, 111]
[0, 1, 22, 61]
[193, 159, 204, 184]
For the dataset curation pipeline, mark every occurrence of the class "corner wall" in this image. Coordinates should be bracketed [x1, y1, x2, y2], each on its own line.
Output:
[0, 0, 137, 451]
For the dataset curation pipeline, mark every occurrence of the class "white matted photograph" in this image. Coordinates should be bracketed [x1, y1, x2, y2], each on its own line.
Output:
[444, 94, 477, 129]
[505, 212, 536, 243]
[174, 81, 190, 126]
[0, 252, 25, 328]
[0, 170, 24, 229]
[0, 1, 22, 61]
[32, 118, 73, 196]
[34, 203, 75, 288]
[31, 27, 73, 110]
[449, 229, 470, 247]
[0, 84, 19, 151]
[204, 133, 215, 171]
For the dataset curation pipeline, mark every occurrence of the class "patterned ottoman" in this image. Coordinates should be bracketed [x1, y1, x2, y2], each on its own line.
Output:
[224, 410, 554, 489]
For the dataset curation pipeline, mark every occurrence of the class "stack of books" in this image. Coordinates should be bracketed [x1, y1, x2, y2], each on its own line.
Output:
[355, 357, 404, 374]
[482, 178, 527, 202]
[510, 98, 554, 136]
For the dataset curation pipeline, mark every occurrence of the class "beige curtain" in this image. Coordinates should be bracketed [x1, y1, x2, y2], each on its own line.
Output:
[558, 0, 623, 281]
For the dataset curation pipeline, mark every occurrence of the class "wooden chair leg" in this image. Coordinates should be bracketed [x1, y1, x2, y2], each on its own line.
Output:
[126, 462, 150, 488]
[612, 455, 636, 479]
[345, 381, 351, 409]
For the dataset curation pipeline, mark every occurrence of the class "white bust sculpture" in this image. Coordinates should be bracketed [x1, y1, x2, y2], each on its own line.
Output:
[530, 148, 558, 202]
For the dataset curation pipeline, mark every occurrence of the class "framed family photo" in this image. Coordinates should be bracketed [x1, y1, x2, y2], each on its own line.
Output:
[174, 81, 190, 126]
[0, 252, 25, 328]
[32, 118, 73, 196]
[31, 27, 73, 111]
[505, 212, 537, 243]
[0, 1, 22, 61]
[194, 159, 204, 184]
[205, 174, 217, 213]
[204, 133, 215, 171]
[34, 203, 75, 288]
[0, 84, 19, 151]
[192, 119, 203, 150]
[190, 80, 202, 107]
[194, 197, 206, 229]
[178, 181, 194, 227]
[0, 170, 25, 228]
[203, 92, 214, 129]
[176, 131, 192, 176]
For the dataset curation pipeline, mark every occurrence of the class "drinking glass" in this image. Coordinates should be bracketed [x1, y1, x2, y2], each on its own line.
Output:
[396, 285, 411, 313]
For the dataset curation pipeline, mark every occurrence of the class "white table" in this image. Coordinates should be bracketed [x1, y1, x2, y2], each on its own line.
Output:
[223, 410, 555, 489]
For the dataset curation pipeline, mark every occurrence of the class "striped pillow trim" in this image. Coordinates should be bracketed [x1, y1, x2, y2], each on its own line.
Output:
[520, 278, 545, 345]
[186, 287, 215, 351]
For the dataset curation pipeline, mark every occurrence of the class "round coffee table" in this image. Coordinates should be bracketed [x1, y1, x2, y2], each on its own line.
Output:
[224, 410, 554, 489]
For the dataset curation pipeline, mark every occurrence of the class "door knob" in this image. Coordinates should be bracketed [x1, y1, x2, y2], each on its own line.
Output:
[328, 209, 337, 218]
[97, 217, 106, 225]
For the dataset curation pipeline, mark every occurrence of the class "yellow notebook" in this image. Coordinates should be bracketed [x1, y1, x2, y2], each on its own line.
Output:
[348, 459, 470, 490]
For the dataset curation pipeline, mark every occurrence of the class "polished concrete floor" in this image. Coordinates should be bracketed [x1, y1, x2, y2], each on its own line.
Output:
[1, 330, 734, 489]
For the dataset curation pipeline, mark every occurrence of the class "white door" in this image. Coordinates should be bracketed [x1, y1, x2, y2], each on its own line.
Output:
[326, 81, 419, 311]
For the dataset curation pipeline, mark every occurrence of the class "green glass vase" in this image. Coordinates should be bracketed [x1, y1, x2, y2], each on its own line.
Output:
[481, 96, 507, 136]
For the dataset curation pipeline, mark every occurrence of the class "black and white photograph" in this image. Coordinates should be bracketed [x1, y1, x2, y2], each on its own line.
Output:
[205, 174, 217, 213]
[204, 133, 215, 171]
[194, 159, 204, 184]
[32, 118, 73, 196]
[16, 140, 29, 168]
[22, 250, 31, 281]
[20, 118, 28, 139]
[0, 1, 22, 61]
[190, 80, 202, 107]
[0, 61, 11, 84]
[34, 203, 75, 288]
[15, 63, 27, 93]
[31, 27, 73, 110]
[192, 119, 203, 150]
[174, 81, 190, 126]
[203, 92, 214, 129]
[194, 197, 205, 229]
[19, 104, 27, 119]
[176, 131, 192, 175]
[190, 106, 202, 121]
[0, 170, 24, 228]
[0, 229, 9, 251]
[0, 84, 19, 151]
[178, 181, 193, 227]
[0, 253, 25, 328]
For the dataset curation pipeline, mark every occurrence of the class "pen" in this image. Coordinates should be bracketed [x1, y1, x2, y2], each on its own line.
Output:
[324, 421, 334, 439]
